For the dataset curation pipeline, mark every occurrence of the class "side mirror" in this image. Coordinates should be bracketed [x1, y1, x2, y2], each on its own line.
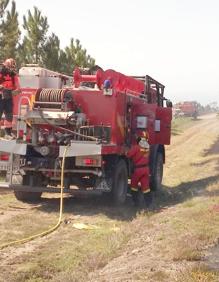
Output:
[166, 100, 173, 108]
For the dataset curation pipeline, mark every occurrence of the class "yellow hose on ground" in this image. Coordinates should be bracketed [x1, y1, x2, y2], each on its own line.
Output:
[0, 145, 69, 250]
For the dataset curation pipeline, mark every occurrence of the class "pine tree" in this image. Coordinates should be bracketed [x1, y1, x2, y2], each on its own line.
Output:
[22, 6, 49, 64]
[63, 38, 95, 74]
[0, 0, 9, 19]
[14, 5, 95, 74]
[42, 33, 61, 71]
[0, 0, 9, 59]
[0, 0, 20, 61]
[58, 50, 70, 75]
[43, 36, 95, 75]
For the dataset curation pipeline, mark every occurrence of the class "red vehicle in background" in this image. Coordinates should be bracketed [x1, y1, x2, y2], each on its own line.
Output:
[177, 101, 199, 119]
[0, 67, 172, 204]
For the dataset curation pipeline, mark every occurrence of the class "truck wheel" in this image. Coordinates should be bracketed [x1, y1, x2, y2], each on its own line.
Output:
[111, 159, 128, 205]
[150, 152, 163, 191]
[192, 112, 198, 120]
[13, 174, 42, 202]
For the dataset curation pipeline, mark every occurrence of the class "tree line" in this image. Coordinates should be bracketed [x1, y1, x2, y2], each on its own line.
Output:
[0, 0, 95, 74]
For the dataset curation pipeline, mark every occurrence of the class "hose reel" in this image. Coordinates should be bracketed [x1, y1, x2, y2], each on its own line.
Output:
[34, 89, 73, 110]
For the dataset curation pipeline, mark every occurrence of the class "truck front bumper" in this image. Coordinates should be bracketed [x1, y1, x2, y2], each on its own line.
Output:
[0, 139, 27, 155]
[59, 142, 102, 157]
[0, 140, 102, 157]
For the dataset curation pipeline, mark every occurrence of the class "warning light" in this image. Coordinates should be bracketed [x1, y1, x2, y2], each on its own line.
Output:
[83, 158, 95, 165]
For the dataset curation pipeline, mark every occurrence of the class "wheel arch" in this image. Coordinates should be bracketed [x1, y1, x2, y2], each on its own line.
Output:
[103, 154, 130, 176]
[106, 156, 128, 205]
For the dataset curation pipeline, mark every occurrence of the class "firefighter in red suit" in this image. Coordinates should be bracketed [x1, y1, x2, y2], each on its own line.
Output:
[126, 131, 152, 207]
[0, 58, 20, 139]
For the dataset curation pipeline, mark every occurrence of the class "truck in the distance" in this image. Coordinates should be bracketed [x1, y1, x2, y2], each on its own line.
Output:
[176, 101, 199, 119]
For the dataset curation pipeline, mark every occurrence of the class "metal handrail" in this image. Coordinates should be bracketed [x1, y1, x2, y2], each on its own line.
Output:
[16, 95, 31, 140]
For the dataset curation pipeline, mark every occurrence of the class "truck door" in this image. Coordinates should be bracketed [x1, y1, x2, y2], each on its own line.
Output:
[130, 101, 157, 144]
[154, 107, 172, 145]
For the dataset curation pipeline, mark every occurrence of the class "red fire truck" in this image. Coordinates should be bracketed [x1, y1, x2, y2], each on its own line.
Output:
[177, 101, 199, 119]
[0, 68, 172, 204]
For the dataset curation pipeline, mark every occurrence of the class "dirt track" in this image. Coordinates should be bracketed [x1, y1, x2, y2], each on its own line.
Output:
[0, 114, 219, 282]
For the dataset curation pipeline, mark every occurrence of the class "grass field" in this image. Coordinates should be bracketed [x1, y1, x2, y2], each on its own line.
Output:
[171, 116, 200, 135]
[0, 114, 219, 281]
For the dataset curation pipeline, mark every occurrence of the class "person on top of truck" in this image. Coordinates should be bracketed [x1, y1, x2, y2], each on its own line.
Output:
[126, 131, 152, 208]
[0, 58, 20, 139]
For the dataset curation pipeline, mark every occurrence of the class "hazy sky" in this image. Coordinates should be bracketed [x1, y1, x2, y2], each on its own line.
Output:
[16, 0, 219, 105]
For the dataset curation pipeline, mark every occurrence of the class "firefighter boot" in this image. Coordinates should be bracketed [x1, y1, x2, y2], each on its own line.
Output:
[144, 191, 153, 209]
[131, 190, 138, 207]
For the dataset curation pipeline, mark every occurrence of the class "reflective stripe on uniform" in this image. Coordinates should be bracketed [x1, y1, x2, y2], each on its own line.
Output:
[131, 187, 138, 192]
[140, 148, 149, 153]
[142, 189, 150, 194]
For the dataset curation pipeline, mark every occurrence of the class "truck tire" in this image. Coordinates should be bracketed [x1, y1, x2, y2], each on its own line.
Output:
[13, 173, 42, 203]
[192, 111, 198, 120]
[111, 159, 128, 205]
[150, 152, 163, 191]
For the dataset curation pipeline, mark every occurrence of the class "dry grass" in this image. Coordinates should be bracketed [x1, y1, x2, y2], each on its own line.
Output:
[162, 191, 219, 262]
[134, 270, 170, 281]
[171, 116, 199, 136]
[176, 265, 219, 282]
[0, 211, 132, 281]
[173, 242, 203, 262]
[0, 208, 58, 243]
[0, 114, 219, 282]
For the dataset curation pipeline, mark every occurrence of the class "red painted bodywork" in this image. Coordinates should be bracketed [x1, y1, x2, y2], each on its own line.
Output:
[71, 68, 172, 149]
[73, 90, 165, 149]
[177, 101, 198, 116]
[14, 68, 172, 154]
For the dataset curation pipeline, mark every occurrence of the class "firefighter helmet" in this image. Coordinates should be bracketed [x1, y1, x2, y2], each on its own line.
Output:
[3, 58, 16, 71]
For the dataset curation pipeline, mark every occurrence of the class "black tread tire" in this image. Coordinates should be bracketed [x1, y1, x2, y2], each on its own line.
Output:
[111, 159, 128, 205]
[13, 173, 42, 203]
[14, 190, 42, 202]
[150, 152, 163, 191]
[192, 112, 198, 120]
